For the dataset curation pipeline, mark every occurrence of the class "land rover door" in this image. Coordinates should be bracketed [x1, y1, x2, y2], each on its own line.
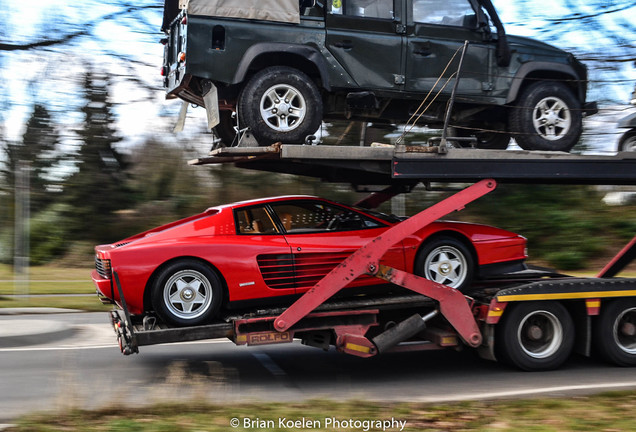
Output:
[405, 0, 495, 99]
[325, 0, 405, 90]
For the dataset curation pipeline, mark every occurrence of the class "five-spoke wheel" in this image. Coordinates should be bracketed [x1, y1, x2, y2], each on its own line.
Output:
[152, 260, 222, 326]
[415, 236, 474, 291]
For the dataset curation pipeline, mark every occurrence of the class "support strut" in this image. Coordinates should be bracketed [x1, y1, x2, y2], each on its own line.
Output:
[274, 179, 497, 347]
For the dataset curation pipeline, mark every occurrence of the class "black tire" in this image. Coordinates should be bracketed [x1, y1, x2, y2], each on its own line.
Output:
[238, 66, 322, 146]
[414, 236, 474, 291]
[509, 81, 582, 152]
[496, 301, 574, 371]
[151, 259, 223, 326]
[213, 110, 237, 147]
[618, 130, 636, 152]
[456, 125, 510, 150]
[593, 299, 636, 366]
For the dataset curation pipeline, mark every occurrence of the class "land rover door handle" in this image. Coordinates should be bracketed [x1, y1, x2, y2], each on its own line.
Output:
[334, 40, 353, 49]
[414, 48, 432, 56]
[413, 41, 433, 57]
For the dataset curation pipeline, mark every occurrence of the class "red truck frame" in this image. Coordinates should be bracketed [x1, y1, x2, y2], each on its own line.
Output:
[107, 179, 636, 371]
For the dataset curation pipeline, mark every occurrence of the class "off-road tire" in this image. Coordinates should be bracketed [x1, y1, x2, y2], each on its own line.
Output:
[509, 81, 582, 152]
[238, 66, 322, 146]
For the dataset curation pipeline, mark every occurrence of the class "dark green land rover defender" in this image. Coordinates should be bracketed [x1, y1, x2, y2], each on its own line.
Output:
[161, 0, 597, 151]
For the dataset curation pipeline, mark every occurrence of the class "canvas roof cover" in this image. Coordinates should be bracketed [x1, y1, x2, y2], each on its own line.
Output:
[179, 0, 300, 24]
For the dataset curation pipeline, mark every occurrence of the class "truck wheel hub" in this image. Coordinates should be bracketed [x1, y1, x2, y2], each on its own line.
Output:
[527, 325, 543, 341]
[621, 322, 636, 337]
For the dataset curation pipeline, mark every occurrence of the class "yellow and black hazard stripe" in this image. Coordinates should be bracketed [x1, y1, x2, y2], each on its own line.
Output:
[495, 278, 636, 303]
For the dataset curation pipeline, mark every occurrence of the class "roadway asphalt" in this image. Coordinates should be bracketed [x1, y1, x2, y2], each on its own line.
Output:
[3, 309, 636, 426]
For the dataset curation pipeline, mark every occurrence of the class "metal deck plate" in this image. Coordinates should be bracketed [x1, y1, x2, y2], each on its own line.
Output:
[190, 145, 636, 185]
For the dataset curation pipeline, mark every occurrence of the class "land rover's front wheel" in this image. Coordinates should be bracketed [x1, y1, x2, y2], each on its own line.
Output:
[238, 66, 322, 146]
[509, 81, 582, 152]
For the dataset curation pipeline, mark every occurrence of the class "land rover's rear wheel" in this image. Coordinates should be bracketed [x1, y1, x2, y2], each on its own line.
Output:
[238, 66, 322, 146]
[510, 81, 582, 152]
[152, 259, 222, 327]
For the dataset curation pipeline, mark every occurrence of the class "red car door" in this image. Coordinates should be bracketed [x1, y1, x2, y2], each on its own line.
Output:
[231, 204, 296, 299]
[268, 199, 405, 293]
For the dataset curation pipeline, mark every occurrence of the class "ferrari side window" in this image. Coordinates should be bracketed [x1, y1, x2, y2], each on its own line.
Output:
[235, 206, 278, 234]
[271, 201, 383, 233]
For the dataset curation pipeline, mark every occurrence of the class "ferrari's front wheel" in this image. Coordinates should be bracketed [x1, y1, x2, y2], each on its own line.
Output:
[415, 236, 474, 291]
[151, 259, 222, 326]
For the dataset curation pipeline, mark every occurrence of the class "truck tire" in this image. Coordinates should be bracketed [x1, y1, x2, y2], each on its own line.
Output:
[618, 130, 636, 152]
[151, 259, 222, 326]
[509, 81, 582, 152]
[495, 301, 574, 371]
[593, 299, 636, 366]
[238, 66, 322, 146]
[414, 236, 474, 291]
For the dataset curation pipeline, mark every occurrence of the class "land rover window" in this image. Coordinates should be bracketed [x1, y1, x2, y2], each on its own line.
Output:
[412, 0, 475, 27]
[329, 0, 394, 19]
[300, 0, 324, 17]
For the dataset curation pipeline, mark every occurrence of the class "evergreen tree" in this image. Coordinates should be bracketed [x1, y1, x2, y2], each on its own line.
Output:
[63, 70, 131, 242]
[0, 131, 12, 263]
[19, 104, 61, 209]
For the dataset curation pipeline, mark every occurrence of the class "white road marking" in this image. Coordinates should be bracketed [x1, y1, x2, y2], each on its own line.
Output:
[251, 352, 287, 377]
[0, 330, 235, 353]
[413, 381, 636, 402]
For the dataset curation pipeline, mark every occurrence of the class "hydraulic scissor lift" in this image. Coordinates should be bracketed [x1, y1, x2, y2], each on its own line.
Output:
[109, 179, 636, 371]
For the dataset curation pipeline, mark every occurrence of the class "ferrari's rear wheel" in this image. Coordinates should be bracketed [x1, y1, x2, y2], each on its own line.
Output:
[151, 260, 222, 326]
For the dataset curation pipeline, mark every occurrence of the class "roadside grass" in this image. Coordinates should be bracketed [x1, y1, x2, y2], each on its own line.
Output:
[9, 392, 636, 431]
[0, 295, 111, 312]
[0, 264, 94, 296]
[0, 263, 634, 311]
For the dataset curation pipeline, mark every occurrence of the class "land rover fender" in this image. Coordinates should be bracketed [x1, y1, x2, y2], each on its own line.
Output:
[505, 62, 582, 105]
[232, 43, 332, 91]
